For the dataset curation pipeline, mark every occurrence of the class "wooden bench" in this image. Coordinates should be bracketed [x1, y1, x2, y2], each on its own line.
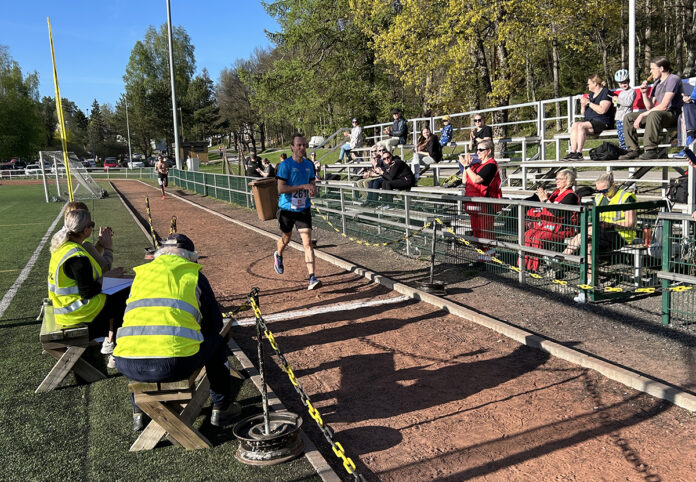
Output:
[36, 300, 106, 393]
[128, 368, 212, 451]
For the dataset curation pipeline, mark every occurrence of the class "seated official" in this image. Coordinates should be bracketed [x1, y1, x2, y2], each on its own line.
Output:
[113, 234, 241, 431]
[48, 210, 128, 342]
[523, 169, 580, 271]
[563, 173, 636, 303]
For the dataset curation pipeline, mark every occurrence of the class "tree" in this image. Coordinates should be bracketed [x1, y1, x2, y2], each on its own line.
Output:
[122, 24, 196, 151]
[0, 45, 45, 158]
[187, 68, 223, 141]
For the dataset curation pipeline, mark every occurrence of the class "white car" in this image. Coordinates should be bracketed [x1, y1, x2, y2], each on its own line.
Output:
[308, 136, 325, 148]
[128, 160, 145, 169]
[24, 164, 43, 175]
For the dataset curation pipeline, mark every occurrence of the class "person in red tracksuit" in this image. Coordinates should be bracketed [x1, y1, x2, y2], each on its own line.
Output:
[459, 139, 502, 260]
[523, 169, 580, 271]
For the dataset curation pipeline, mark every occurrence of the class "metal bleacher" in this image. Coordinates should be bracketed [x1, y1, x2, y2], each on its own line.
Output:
[317, 77, 696, 215]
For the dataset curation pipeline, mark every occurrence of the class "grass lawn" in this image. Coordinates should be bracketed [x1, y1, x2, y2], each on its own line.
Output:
[0, 183, 319, 481]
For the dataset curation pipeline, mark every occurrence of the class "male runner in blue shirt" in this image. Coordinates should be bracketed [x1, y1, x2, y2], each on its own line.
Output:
[273, 134, 322, 290]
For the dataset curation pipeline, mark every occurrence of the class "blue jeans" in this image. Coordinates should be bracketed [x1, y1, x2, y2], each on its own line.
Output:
[115, 332, 232, 411]
[367, 178, 383, 202]
[338, 143, 351, 161]
[683, 102, 696, 133]
[616, 120, 627, 150]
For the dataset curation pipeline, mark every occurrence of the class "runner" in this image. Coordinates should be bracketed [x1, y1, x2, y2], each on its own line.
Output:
[273, 134, 322, 290]
[154, 155, 169, 199]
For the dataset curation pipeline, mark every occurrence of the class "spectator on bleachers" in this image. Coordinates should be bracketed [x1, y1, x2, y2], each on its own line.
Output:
[562, 173, 636, 303]
[468, 114, 492, 152]
[440, 115, 453, 147]
[338, 118, 363, 162]
[256, 158, 276, 178]
[461, 139, 502, 261]
[380, 147, 415, 192]
[412, 127, 442, 180]
[564, 74, 615, 160]
[620, 56, 684, 160]
[376, 109, 408, 150]
[613, 69, 636, 150]
[523, 169, 580, 272]
[676, 88, 696, 157]
[356, 146, 385, 202]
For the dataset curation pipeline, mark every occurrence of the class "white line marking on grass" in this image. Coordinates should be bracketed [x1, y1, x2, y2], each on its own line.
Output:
[0, 205, 65, 320]
[229, 295, 410, 326]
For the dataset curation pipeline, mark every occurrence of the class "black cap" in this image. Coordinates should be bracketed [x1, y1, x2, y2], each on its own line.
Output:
[163, 233, 195, 252]
[391, 108, 401, 115]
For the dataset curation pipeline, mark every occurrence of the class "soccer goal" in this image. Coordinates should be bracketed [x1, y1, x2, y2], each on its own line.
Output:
[38, 151, 107, 202]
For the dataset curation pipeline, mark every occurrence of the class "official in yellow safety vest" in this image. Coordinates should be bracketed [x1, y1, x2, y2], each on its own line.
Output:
[48, 209, 128, 341]
[113, 234, 241, 431]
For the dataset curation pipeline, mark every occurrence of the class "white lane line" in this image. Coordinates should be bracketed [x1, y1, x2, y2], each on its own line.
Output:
[0, 205, 66, 319]
[228, 295, 410, 327]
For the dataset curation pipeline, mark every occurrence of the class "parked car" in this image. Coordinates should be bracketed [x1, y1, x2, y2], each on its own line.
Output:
[12, 160, 26, 169]
[128, 160, 145, 169]
[25, 164, 43, 175]
[104, 157, 119, 170]
[83, 158, 96, 168]
[308, 136, 325, 148]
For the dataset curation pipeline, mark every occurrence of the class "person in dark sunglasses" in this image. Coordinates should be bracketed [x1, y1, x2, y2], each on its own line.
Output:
[563, 173, 637, 303]
[468, 114, 492, 152]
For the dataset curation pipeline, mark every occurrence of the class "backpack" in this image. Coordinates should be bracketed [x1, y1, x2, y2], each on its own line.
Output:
[666, 175, 688, 204]
[589, 142, 627, 161]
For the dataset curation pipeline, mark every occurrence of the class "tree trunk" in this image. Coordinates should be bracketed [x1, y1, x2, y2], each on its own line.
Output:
[676, 0, 684, 73]
[644, 2, 652, 74]
[259, 122, 266, 151]
[551, 23, 561, 131]
[684, 0, 696, 76]
[620, 2, 625, 68]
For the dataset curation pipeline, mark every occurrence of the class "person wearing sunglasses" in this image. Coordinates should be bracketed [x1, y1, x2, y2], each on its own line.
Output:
[460, 139, 502, 261]
[563, 173, 637, 302]
[468, 114, 492, 152]
[48, 209, 129, 352]
[338, 118, 364, 162]
[564, 74, 615, 160]
[376, 108, 409, 150]
[379, 148, 415, 203]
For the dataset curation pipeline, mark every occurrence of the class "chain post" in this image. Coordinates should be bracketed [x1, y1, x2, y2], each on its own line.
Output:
[250, 291, 270, 435]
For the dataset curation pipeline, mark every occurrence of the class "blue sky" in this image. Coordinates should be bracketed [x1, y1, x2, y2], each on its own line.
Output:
[1, 1, 278, 113]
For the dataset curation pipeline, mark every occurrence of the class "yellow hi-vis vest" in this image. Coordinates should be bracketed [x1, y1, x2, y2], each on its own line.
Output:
[113, 255, 203, 358]
[594, 189, 637, 244]
[48, 241, 106, 326]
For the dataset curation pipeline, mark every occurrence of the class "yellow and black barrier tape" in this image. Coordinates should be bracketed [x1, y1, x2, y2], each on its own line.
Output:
[248, 295, 365, 481]
[432, 217, 692, 296]
[145, 197, 159, 248]
[313, 205, 432, 247]
[169, 215, 177, 235]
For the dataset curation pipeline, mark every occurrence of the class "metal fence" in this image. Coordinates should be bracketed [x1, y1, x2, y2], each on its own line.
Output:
[659, 212, 696, 329]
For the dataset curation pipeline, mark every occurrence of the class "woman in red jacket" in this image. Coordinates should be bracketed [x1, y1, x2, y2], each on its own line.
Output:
[459, 139, 502, 260]
[523, 168, 580, 271]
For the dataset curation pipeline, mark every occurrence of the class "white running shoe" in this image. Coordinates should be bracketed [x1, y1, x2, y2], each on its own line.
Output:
[100, 339, 115, 354]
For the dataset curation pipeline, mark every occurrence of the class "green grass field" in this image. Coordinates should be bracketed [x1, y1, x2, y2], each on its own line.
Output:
[0, 183, 319, 481]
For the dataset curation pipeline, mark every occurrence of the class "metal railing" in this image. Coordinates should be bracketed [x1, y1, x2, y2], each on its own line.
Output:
[658, 212, 696, 329]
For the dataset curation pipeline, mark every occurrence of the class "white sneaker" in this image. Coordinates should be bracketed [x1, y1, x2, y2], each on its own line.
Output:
[573, 292, 587, 304]
[100, 339, 115, 354]
[107, 355, 116, 369]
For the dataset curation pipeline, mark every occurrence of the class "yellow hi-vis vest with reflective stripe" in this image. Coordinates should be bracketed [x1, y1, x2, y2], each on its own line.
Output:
[47, 241, 106, 326]
[113, 255, 203, 358]
[594, 189, 637, 244]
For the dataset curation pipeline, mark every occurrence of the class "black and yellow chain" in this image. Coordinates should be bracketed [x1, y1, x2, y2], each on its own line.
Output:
[248, 294, 365, 481]
[313, 205, 432, 247]
[169, 215, 177, 235]
[433, 217, 692, 296]
[145, 196, 159, 248]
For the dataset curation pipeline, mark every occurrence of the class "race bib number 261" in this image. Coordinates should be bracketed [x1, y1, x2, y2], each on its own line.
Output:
[291, 189, 308, 209]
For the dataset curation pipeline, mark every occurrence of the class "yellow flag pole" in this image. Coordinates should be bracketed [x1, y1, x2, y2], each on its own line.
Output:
[47, 17, 74, 201]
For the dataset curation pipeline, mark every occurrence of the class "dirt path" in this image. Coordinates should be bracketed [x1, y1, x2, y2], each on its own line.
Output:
[114, 181, 696, 481]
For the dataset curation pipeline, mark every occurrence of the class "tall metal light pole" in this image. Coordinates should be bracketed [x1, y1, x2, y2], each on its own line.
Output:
[166, 0, 181, 169]
[178, 106, 184, 142]
[125, 94, 133, 165]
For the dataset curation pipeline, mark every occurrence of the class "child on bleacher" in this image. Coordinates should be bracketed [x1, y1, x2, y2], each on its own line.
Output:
[613, 69, 635, 150]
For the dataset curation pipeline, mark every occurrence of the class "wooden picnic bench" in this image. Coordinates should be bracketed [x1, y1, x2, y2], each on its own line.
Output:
[36, 299, 106, 393]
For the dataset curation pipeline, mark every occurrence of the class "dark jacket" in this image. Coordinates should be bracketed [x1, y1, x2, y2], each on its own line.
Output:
[382, 156, 415, 187]
[391, 117, 408, 145]
[420, 135, 442, 163]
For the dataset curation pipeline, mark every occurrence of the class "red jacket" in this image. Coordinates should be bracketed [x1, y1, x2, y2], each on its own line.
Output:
[464, 158, 502, 199]
[526, 188, 579, 232]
